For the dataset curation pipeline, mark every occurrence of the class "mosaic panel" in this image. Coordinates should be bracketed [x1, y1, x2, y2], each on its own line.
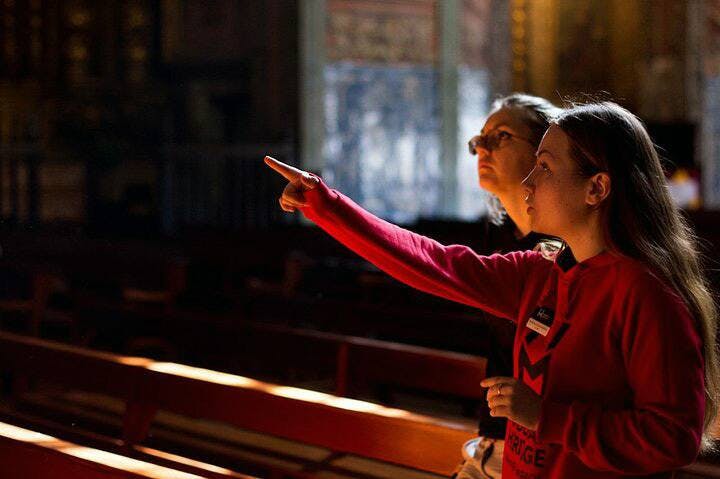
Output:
[323, 62, 441, 223]
[456, 66, 491, 220]
[322, 0, 503, 221]
[702, 0, 720, 208]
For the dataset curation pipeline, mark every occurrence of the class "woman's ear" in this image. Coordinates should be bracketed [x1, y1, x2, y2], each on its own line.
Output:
[586, 172, 611, 207]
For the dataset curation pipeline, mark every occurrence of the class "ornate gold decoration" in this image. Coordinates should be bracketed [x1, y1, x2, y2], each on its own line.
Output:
[65, 2, 91, 85]
[123, 0, 150, 84]
[526, 0, 558, 100]
[326, 0, 437, 64]
[510, 0, 528, 91]
[68, 10, 90, 27]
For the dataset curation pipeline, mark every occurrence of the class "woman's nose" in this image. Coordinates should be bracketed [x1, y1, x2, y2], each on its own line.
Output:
[476, 146, 491, 160]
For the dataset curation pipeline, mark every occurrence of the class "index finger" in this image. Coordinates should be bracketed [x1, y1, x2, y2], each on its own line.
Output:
[264, 156, 303, 182]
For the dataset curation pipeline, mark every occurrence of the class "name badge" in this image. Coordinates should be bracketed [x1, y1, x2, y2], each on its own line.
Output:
[526, 317, 550, 336]
[526, 306, 554, 337]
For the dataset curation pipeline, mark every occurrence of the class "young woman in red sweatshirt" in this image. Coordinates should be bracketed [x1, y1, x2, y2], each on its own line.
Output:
[265, 101, 718, 478]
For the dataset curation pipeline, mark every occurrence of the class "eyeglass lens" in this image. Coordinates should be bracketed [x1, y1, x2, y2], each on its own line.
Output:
[468, 132, 502, 155]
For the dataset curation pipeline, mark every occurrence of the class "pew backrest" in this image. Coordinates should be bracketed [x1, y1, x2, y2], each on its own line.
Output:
[0, 331, 475, 476]
[0, 420, 211, 479]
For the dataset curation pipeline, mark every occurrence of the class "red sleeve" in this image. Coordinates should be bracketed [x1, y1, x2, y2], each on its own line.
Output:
[300, 179, 546, 321]
[536, 270, 705, 473]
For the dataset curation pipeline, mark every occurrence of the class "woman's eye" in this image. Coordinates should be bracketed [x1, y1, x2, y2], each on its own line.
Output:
[497, 131, 511, 140]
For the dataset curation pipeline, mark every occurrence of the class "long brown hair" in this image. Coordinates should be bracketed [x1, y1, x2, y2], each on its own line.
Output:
[553, 101, 719, 450]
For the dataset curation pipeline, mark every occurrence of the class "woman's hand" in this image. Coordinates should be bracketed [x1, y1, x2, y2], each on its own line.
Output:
[480, 376, 542, 430]
[264, 156, 319, 213]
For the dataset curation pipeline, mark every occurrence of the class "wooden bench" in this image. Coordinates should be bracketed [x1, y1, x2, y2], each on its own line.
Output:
[0, 236, 187, 341]
[0, 331, 475, 477]
[0, 420, 214, 479]
[221, 319, 488, 400]
[71, 305, 489, 414]
[126, 312, 489, 419]
[0, 259, 75, 337]
[244, 292, 501, 355]
[3, 331, 717, 478]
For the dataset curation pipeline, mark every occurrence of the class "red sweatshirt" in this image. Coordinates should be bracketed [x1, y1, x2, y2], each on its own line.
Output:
[301, 180, 705, 479]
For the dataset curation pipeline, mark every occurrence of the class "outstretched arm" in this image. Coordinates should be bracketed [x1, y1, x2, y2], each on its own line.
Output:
[264, 156, 547, 321]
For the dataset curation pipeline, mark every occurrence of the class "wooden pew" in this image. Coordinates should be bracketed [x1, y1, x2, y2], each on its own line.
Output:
[0, 234, 188, 342]
[0, 331, 475, 477]
[0, 331, 145, 401]
[97, 306, 488, 411]
[133, 362, 474, 476]
[0, 420, 214, 479]
[0, 333, 261, 478]
[225, 320, 488, 401]
[244, 293, 497, 354]
[0, 259, 76, 337]
[2, 331, 718, 478]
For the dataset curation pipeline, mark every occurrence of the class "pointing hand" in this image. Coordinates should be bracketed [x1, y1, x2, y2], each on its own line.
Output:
[264, 156, 319, 213]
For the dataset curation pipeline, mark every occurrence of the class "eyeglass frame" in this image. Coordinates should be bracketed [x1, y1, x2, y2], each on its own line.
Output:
[468, 128, 535, 155]
[521, 162, 552, 186]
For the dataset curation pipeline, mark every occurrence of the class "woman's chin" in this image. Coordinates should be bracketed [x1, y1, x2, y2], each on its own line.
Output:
[478, 175, 498, 193]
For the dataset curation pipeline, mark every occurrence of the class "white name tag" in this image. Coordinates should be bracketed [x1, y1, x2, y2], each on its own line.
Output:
[527, 317, 550, 336]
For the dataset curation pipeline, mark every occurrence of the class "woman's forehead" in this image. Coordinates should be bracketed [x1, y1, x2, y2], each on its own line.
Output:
[538, 125, 571, 161]
[482, 107, 534, 137]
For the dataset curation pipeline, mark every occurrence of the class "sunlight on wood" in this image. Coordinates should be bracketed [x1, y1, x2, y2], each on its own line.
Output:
[0, 421, 204, 479]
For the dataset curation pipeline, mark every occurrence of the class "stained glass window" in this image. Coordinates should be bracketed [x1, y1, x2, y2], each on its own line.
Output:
[702, 0, 720, 209]
[456, 0, 509, 220]
[307, 0, 510, 222]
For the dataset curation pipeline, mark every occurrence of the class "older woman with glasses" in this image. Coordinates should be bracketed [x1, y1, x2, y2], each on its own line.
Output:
[467, 95, 561, 240]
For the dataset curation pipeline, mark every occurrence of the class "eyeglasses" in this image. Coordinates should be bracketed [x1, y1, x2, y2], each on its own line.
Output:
[521, 163, 552, 186]
[468, 129, 534, 155]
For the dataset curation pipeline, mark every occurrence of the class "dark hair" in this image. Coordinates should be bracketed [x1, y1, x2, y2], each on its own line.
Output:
[553, 101, 719, 450]
[486, 93, 562, 224]
[492, 93, 563, 146]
